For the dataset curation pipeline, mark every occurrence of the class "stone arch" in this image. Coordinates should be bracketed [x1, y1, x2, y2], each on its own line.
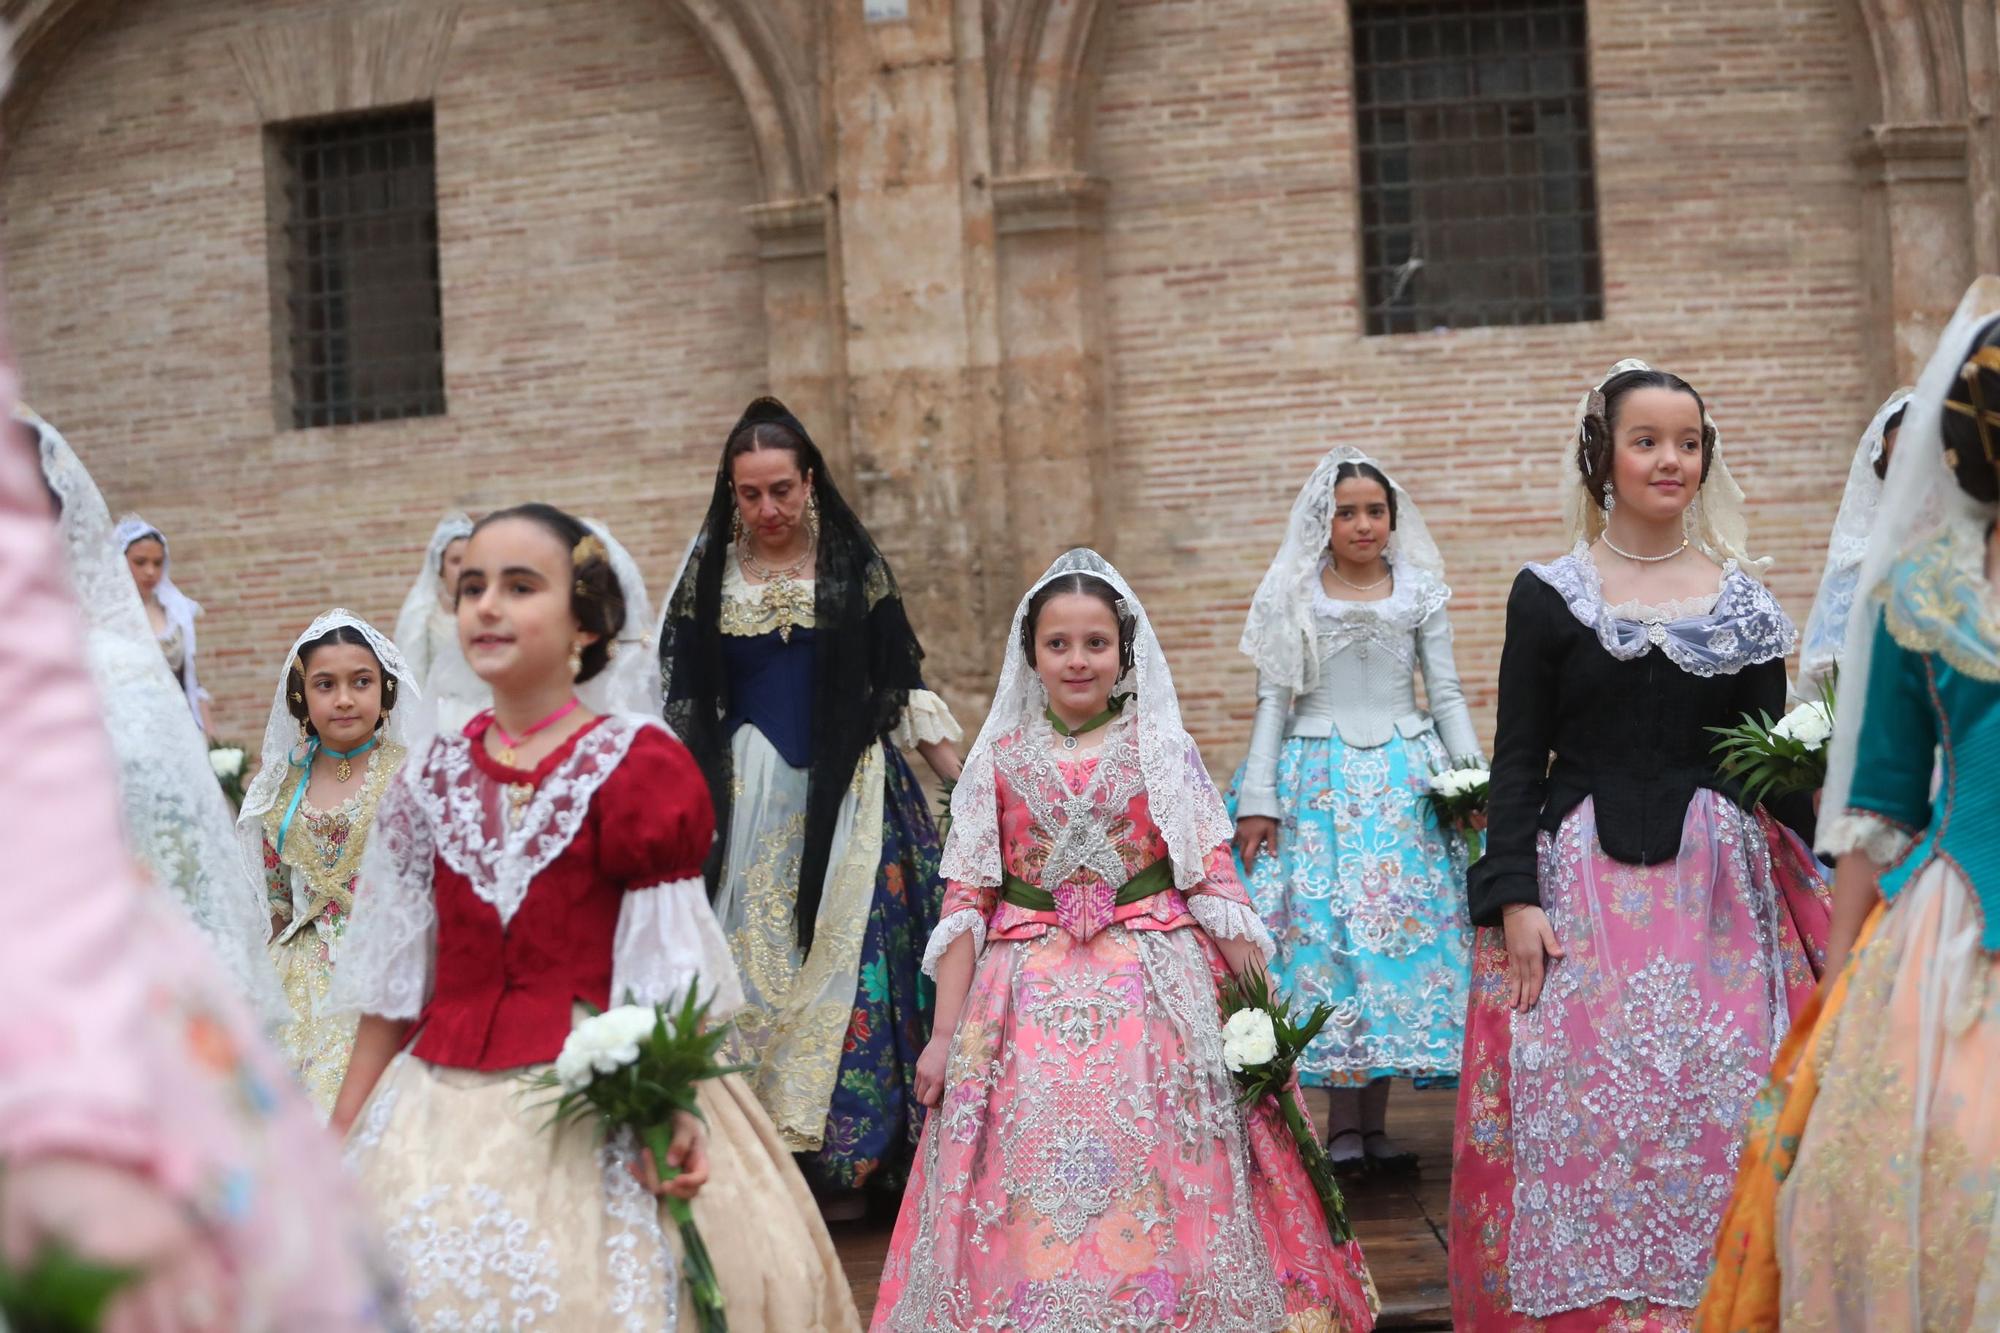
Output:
[989, 0, 1116, 178]
[2, 0, 824, 204]
[667, 0, 823, 203]
[1855, 0, 1972, 121]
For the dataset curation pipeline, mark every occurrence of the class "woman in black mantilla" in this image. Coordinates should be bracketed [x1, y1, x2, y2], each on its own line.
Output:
[660, 398, 963, 1215]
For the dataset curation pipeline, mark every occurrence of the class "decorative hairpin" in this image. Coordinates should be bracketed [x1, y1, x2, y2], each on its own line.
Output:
[1947, 347, 2000, 464]
[572, 534, 607, 566]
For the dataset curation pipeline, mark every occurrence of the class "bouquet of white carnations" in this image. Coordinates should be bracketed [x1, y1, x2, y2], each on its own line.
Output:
[1710, 682, 1837, 811]
[207, 742, 247, 811]
[524, 986, 742, 1332]
[1426, 763, 1490, 857]
[1219, 970, 1354, 1243]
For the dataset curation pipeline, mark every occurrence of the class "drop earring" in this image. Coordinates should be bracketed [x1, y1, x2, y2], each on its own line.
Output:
[731, 509, 747, 547]
[567, 643, 584, 680]
[1602, 481, 1616, 515]
[805, 488, 821, 546]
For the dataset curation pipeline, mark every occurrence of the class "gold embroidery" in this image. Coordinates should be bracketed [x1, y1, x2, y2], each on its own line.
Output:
[864, 559, 894, 610]
[1884, 525, 2000, 683]
[264, 741, 404, 925]
[720, 580, 817, 640]
[724, 745, 885, 1152]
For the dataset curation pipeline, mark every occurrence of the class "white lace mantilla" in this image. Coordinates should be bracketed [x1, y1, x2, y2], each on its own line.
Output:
[1310, 560, 1451, 673]
[944, 549, 1235, 898]
[1528, 544, 1795, 677]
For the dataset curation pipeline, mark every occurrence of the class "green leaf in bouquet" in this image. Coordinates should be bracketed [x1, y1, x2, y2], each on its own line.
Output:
[0, 1237, 139, 1333]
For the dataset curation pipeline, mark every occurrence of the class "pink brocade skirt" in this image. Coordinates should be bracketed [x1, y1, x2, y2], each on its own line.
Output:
[1447, 794, 1829, 1331]
[871, 922, 1376, 1332]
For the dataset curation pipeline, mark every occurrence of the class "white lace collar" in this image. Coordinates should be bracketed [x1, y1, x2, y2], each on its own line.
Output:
[1528, 543, 1796, 678]
[408, 713, 656, 925]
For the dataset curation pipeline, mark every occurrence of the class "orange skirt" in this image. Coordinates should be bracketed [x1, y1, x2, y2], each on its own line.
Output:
[1694, 903, 1885, 1333]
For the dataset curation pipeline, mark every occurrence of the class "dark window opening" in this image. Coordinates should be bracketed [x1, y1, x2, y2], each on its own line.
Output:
[1351, 0, 1603, 335]
[272, 106, 445, 428]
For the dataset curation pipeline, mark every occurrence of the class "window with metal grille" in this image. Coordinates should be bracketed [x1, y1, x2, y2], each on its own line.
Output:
[272, 106, 445, 429]
[1351, 0, 1602, 336]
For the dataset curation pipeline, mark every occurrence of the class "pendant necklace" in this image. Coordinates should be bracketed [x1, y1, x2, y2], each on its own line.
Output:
[321, 736, 378, 784]
[1601, 533, 1688, 563]
[490, 697, 584, 824]
[1045, 697, 1125, 752]
[739, 539, 816, 643]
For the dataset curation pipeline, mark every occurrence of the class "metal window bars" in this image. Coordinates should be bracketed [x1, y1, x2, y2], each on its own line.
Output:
[277, 106, 446, 428]
[1351, 0, 1604, 335]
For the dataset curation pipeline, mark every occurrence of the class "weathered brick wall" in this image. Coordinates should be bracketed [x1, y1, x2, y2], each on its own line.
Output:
[3, 0, 1882, 775]
[3, 0, 767, 744]
[1095, 0, 1873, 776]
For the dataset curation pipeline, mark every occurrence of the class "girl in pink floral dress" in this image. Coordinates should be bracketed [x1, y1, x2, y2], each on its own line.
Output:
[871, 549, 1376, 1333]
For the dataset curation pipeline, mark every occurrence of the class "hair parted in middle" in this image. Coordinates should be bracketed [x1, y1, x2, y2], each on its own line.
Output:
[1577, 367, 1718, 510]
[286, 624, 397, 737]
[1020, 571, 1138, 678]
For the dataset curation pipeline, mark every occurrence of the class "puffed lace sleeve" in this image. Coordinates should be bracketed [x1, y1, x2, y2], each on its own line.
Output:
[894, 687, 964, 749]
[598, 725, 745, 1019]
[1186, 843, 1276, 962]
[326, 753, 438, 1020]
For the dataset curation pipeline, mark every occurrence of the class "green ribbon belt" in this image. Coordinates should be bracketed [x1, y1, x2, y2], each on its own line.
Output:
[1001, 857, 1174, 913]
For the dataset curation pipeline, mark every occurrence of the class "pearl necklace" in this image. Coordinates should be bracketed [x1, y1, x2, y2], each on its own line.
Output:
[1600, 533, 1689, 564]
[1327, 563, 1393, 593]
[740, 540, 813, 584]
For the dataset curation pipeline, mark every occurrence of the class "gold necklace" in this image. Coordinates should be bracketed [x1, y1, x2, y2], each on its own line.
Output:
[738, 540, 816, 643]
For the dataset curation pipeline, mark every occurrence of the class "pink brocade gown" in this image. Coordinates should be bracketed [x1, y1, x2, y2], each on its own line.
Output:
[870, 735, 1376, 1332]
[1447, 793, 1829, 1331]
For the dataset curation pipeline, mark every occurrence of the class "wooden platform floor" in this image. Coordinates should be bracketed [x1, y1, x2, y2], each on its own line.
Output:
[830, 1085, 1455, 1330]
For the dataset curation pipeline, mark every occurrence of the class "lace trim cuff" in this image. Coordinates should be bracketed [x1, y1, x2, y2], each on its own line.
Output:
[921, 908, 987, 978]
[894, 689, 965, 749]
[1817, 810, 1917, 865]
[1188, 895, 1275, 962]
[610, 876, 748, 1021]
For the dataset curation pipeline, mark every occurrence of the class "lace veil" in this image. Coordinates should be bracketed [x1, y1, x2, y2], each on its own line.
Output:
[1797, 390, 1914, 695]
[1239, 445, 1448, 694]
[237, 609, 424, 903]
[30, 410, 288, 1024]
[1822, 277, 2000, 831]
[575, 517, 660, 718]
[109, 512, 207, 725]
[391, 512, 477, 744]
[1563, 357, 1763, 569]
[942, 548, 1234, 894]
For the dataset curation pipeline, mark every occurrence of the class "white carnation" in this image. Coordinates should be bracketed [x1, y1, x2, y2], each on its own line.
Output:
[558, 1005, 658, 1085]
[1221, 1008, 1278, 1072]
[1429, 766, 1489, 799]
[1772, 702, 1834, 751]
[208, 746, 245, 779]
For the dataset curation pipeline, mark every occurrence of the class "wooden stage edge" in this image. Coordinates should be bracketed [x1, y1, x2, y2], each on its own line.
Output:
[830, 1084, 1455, 1331]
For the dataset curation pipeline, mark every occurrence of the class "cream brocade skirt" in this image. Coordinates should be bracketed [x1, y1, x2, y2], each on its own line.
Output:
[270, 916, 357, 1120]
[1776, 858, 2000, 1331]
[347, 1054, 861, 1332]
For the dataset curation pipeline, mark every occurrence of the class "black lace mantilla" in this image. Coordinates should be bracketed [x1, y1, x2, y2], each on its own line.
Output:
[659, 398, 925, 952]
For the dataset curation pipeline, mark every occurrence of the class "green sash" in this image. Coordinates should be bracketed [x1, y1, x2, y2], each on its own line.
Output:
[1000, 857, 1173, 913]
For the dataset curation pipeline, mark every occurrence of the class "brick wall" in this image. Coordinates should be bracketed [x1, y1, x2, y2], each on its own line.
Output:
[1095, 0, 1871, 776]
[3, 0, 767, 744]
[4, 0, 1879, 774]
